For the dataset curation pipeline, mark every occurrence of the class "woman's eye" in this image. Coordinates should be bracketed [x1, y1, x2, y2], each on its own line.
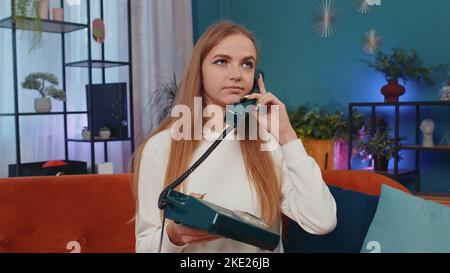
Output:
[243, 62, 254, 69]
[214, 59, 227, 65]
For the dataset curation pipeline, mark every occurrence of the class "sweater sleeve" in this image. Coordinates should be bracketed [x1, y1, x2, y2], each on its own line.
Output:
[135, 133, 186, 253]
[280, 139, 337, 235]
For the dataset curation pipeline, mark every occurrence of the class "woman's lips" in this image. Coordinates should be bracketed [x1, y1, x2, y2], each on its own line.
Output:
[223, 87, 243, 94]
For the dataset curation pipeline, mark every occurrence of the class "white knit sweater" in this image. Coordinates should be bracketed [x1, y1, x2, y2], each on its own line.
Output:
[135, 126, 337, 253]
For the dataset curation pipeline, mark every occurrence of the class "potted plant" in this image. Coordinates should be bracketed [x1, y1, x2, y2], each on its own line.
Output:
[288, 106, 330, 169]
[361, 46, 436, 103]
[146, 73, 179, 133]
[288, 106, 364, 170]
[21, 72, 66, 113]
[99, 127, 111, 140]
[81, 127, 91, 140]
[12, 0, 46, 51]
[357, 116, 404, 172]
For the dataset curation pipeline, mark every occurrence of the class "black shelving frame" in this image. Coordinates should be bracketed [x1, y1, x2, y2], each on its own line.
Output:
[348, 101, 450, 193]
[1, 0, 135, 176]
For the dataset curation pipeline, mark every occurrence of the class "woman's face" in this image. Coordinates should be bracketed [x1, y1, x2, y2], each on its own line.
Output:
[201, 34, 257, 108]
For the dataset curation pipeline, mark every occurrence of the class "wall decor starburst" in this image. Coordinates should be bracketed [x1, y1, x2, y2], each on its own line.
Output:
[354, 0, 374, 14]
[311, 0, 341, 39]
[362, 28, 382, 55]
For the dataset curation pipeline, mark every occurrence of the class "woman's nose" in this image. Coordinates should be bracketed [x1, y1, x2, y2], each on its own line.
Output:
[228, 64, 243, 80]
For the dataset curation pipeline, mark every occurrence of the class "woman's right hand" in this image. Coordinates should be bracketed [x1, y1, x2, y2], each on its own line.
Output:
[166, 193, 220, 246]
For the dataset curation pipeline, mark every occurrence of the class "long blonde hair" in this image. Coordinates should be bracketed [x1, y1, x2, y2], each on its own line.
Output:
[133, 21, 281, 228]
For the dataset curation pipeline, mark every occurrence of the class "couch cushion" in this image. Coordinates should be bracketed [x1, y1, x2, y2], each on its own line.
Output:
[361, 185, 450, 253]
[283, 186, 379, 253]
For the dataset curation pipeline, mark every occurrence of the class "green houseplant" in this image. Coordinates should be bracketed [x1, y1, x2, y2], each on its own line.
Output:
[81, 126, 91, 140]
[12, 0, 44, 51]
[357, 116, 405, 172]
[288, 106, 364, 170]
[361, 46, 437, 103]
[288, 106, 364, 141]
[294, 109, 337, 140]
[22, 72, 66, 113]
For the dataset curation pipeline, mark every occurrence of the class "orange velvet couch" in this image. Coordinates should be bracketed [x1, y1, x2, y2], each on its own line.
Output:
[0, 171, 409, 253]
[0, 174, 135, 253]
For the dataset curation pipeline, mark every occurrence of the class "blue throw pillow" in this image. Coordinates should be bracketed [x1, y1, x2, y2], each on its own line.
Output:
[283, 186, 379, 253]
[361, 185, 450, 253]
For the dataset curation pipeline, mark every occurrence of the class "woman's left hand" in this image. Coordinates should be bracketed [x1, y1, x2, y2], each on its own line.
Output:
[244, 74, 298, 146]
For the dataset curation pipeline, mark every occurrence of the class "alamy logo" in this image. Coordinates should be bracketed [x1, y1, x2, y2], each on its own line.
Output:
[366, 0, 381, 6]
[366, 241, 381, 253]
[66, 241, 81, 253]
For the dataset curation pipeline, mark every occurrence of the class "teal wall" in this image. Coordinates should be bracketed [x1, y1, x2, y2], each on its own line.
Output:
[192, 0, 450, 193]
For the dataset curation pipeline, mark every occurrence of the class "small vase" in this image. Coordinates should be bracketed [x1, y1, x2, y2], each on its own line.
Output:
[99, 130, 111, 140]
[373, 155, 389, 172]
[34, 97, 52, 113]
[381, 79, 406, 103]
[92, 18, 106, 43]
[39, 0, 50, 20]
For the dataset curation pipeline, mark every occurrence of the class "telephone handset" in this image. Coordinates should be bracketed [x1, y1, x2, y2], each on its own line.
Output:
[225, 69, 264, 123]
[233, 69, 264, 109]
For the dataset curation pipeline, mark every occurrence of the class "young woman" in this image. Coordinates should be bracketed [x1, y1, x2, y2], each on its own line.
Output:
[134, 21, 337, 253]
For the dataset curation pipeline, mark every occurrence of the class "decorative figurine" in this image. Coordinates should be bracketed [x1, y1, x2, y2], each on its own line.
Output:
[420, 119, 435, 147]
